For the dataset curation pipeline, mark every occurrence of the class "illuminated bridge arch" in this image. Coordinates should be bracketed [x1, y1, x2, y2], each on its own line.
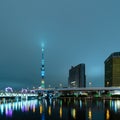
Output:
[5, 87, 13, 92]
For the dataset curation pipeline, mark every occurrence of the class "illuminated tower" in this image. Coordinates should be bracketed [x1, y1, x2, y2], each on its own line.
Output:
[41, 43, 45, 88]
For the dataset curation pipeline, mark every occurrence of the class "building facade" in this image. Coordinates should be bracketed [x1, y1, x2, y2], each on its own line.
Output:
[105, 52, 120, 87]
[68, 64, 86, 88]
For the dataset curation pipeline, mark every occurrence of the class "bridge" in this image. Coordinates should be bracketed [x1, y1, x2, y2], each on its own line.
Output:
[34, 86, 120, 95]
[56, 87, 120, 91]
[0, 92, 38, 101]
[55, 87, 120, 99]
[1, 87, 120, 101]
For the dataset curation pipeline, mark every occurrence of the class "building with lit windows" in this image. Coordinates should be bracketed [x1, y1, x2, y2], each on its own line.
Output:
[68, 64, 86, 88]
[105, 52, 120, 87]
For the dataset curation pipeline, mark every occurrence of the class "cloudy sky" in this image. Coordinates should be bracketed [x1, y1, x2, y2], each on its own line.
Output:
[0, 0, 120, 90]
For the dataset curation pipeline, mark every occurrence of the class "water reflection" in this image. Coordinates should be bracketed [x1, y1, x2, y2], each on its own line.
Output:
[79, 100, 82, 108]
[59, 106, 62, 118]
[48, 106, 51, 116]
[71, 108, 76, 119]
[106, 109, 110, 120]
[0, 99, 120, 119]
[0, 99, 37, 117]
[88, 108, 92, 120]
[40, 104, 43, 114]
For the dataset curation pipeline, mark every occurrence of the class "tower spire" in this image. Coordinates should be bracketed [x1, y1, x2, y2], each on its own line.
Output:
[41, 43, 45, 88]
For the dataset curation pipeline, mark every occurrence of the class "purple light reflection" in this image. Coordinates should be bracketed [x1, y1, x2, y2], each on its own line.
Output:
[21, 106, 25, 112]
[5, 109, 13, 117]
[0, 100, 37, 117]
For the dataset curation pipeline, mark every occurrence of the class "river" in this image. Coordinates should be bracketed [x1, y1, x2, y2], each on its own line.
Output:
[0, 98, 120, 120]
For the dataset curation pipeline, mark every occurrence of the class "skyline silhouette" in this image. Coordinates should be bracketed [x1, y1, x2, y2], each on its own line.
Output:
[0, 0, 120, 89]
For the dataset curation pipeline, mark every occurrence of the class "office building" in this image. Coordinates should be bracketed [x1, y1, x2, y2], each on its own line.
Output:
[105, 52, 120, 87]
[68, 64, 86, 88]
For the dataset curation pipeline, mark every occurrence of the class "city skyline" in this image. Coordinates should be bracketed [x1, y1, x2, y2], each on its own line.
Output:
[0, 0, 120, 89]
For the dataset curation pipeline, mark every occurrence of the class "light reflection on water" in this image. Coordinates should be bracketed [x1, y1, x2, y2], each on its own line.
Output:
[0, 99, 120, 119]
[110, 100, 120, 113]
[88, 108, 92, 120]
[0, 99, 37, 117]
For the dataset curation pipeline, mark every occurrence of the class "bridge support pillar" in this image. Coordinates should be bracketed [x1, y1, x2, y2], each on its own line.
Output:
[21, 94, 28, 100]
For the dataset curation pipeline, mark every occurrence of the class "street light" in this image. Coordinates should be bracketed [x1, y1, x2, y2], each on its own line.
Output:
[107, 81, 109, 87]
[59, 83, 62, 88]
[89, 82, 92, 87]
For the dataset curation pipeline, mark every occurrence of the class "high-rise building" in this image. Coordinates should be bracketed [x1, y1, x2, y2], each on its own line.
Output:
[68, 64, 86, 88]
[41, 43, 45, 88]
[105, 52, 120, 87]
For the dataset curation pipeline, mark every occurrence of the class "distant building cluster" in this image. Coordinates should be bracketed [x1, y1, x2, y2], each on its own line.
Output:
[68, 52, 120, 88]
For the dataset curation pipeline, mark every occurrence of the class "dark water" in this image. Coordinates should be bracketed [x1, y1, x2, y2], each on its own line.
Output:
[0, 98, 120, 120]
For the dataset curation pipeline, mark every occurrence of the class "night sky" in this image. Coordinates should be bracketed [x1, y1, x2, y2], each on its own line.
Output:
[0, 0, 120, 90]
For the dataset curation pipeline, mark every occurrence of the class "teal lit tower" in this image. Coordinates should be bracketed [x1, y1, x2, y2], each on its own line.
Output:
[41, 43, 45, 88]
